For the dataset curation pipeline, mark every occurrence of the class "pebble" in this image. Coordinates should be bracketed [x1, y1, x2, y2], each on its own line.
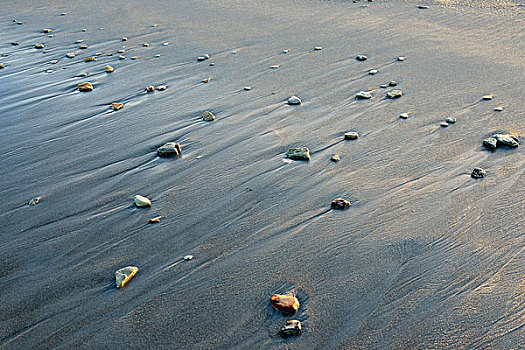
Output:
[202, 78, 211, 83]
[287, 96, 302, 105]
[122, 37, 128, 41]
[75, 39, 84, 44]
[105, 65, 114, 73]
[483, 137, 498, 150]
[42, 50, 49, 53]
[389, 81, 398, 86]
[11, 42, 20, 46]
[280, 320, 302, 337]
[209, 62, 215, 66]
[154, 54, 161, 58]
[356, 55, 368, 61]
[494, 134, 519, 147]
[77, 82, 93, 92]
[445, 117, 456, 124]
[270, 65, 280, 69]
[77, 72, 89, 77]
[149, 216, 162, 223]
[35, 43, 45, 49]
[243, 86, 252, 91]
[131, 56, 139, 60]
[157, 142, 182, 157]
[143, 43, 150, 47]
[16, 21, 23, 25]
[482, 94, 493, 100]
[59, 13, 67, 16]
[418, 5, 429, 9]
[146, 86, 155, 92]
[380, 84, 388, 88]
[50, 59, 59, 64]
[66, 53, 75, 58]
[331, 198, 351, 209]
[440, 122, 449, 127]
[0, 63, 4, 69]
[387, 89, 403, 99]
[356, 91, 372, 99]
[82, 29, 87, 32]
[197, 56, 206, 61]
[314, 46, 323, 50]
[344, 131, 359, 140]
[42, 28, 52, 34]
[183, 255, 194, 261]
[79, 44, 88, 49]
[111, 103, 124, 111]
[203, 54, 210, 59]
[282, 49, 289, 53]
[119, 55, 126, 60]
[156, 85, 167, 91]
[271, 294, 299, 313]
[117, 49, 125, 54]
[286, 147, 311, 160]
[369, 69, 378, 75]
[494, 106, 504, 112]
[28, 197, 41, 205]
[162, 42, 169, 46]
[331, 154, 340, 162]
[399, 112, 409, 119]
[115, 266, 138, 288]
[84, 56, 96, 62]
[46, 69, 54, 73]
[134, 195, 152, 207]
[203, 111, 215, 121]
[397, 56, 406, 61]
[471, 167, 486, 179]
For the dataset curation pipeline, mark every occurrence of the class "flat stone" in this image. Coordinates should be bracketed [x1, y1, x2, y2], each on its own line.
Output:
[119, 55, 126, 60]
[131, 56, 139, 60]
[197, 56, 206, 61]
[0, 63, 4, 69]
[369, 69, 378, 75]
[471, 167, 486, 179]
[356, 91, 372, 99]
[154, 54, 161, 58]
[134, 195, 152, 207]
[16, 21, 23, 25]
[288, 96, 302, 105]
[157, 142, 181, 157]
[35, 43, 45, 49]
[440, 122, 449, 127]
[356, 55, 368, 61]
[75, 40, 84, 44]
[115, 266, 138, 288]
[11, 42, 20, 45]
[66, 53, 75, 58]
[271, 294, 299, 313]
[42, 49, 49, 53]
[445, 117, 456, 124]
[77, 72, 88, 77]
[111, 103, 124, 111]
[399, 112, 409, 119]
[122, 37, 128, 41]
[387, 89, 403, 99]
[79, 44, 88, 49]
[482, 94, 493, 100]
[143, 43, 150, 47]
[380, 84, 387, 88]
[344, 132, 359, 140]
[163, 42, 169, 46]
[286, 147, 311, 160]
[156, 85, 167, 91]
[282, 49, 289, 53]
[244, 86, 252, 91]
[42, 28, 52, 33]
[389, 81, 398, 86]
[146, 86, 155, 92]
[28, 197, 41, 205]
[202, 78, 211, 83]
[209, 62, 215, 66]
[81, 29, 87, 32]
[331, 198, 351, 209]
[494, 134, 519, 147]
[183, 255, 194, 261]
[84, 56, 95, 62]
[314, 46, 323, 50]
[149, 216, 162, 223]
[270, 65, 280, 69]
[280, 320, 302, 337]
[397, 56, 406, 61]
[203, 111, 215, 121]
[78, 82, 93, 91]
[494, 107, 504, 112]
[483, 137, 497, 150]
[203, 54, 210, 59]
[418, 5, 429, 9]
[331, 154, 340, 162]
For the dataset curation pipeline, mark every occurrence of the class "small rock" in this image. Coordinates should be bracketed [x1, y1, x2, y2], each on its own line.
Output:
[286, 147, 311, 160]
[356, 91, 372, 99]
[111, 102, 124, 111]
[105, 65, 114, 73]
[146, 86, 155, 92]
[331, 154, 340, 162]
[344, 131, 359, 140]
[149, 216, 162, 223]
[494, 134, 519, 147]
[163, 42, 169, 46]
[16, 21, 23, 25]
[11, 42, 20, 46]
[115, 266, 138, 288]
[399, 112, 409, 119]
[50, 59, 59, 64]
[202, 111, 215, 121]
[84, 56, 95, 62]
[356, 55, 368, 61]
[42, 28, 52, 33]
[0, 63, 4, 69]
[380, 84, 387, 88]
[197, 56, 206, 61]
[270, 65, 280, 69]
[77, 72, 88, 77]
[271, 294, 299, 313]
[28, 197, 41, 205]
[397, 56, 405, 61]
[131, 56, 139, 60]
[202, 78, 211, 83]
[282, 49, 289, 53]
[314, 46, 323, 50]
[119, 55, 126, 60]
[440, 122, 449, 127]
[445, 117, 456, 124]
[471, 167, 486, 179]
[66, 52, 75, 58]
[482, 94, 493, 100]
[209, 62, 215, 66]
[78, 82, 93, 92]
[244, 86, 252, 91]
[157, 142, 181, 157]
[287, 96, 302, 105]
[494, 106, 504, 112]
[46, 69, 54, 73]
[75, 39, 84, 44]
[154, 54, 161, 58]
[35, 43, 45, 49]
[369, 69, 378, 75]
[59, 13, 67, 16]
[389, 81, 398, 86]
[156, 85, 167, 91]
[81, 29, 87, 32]
[331, 198, 351, 209]
[134, 195, 152, 207]
[122, 37, 128, 41]
[79, 44, 88, 49]
[118, 49, 126, 54]
[203, 54, 210, 59]
[387, 89, 403, 99]
[418, 5, 429, 9]
[483, 137, 498, 150]
[42, 49, 49, 53]
[280, 320, 302, 337]
[183, 255, 194, 261]
[143, 43, 150, 47]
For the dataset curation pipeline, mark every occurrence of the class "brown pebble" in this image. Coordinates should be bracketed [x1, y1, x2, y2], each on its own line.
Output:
[331, 198, 351, 209]
[202, 78, 211, 83]
[112, 103, 124, 111]
[331, 154, 340, 162]
[29, 197, 41, 205]
[35, 43, 45, 49]
[149, 216, 162, 223]
[156, 85, 167, 91]
[271, 294, 299, 313]
[79, 44, 88, 49]
[78, 82, 93, 92]
[11, 42, 20, 46]
[84, 56, 95, 62]
[42, 28, 52, 33]
[146, 86, 155, 92]
[105, 65, 114, 73]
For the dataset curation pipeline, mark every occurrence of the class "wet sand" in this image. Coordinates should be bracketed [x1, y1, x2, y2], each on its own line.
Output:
[1, 0, 524, 348]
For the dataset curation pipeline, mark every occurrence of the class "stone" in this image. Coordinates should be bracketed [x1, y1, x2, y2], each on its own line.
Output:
[157, 142, 181, 157]
[282, 49, 289, 53]
[42, 50, 49, 53]
[494, 134, 519, 147]
[28, 197, 41, 205]
[78, 82, 93, 91]
[344, 132, 359, 140]
[49, 59, 59, 64]
[105, 65, 114, 73]
[331, 154, 340, 162]
[35, 43, 45, 49]
[397, 56, 406, 61]
[163, 42, 169, 46]
[84, 56, 95, 62]
[209, 62, 215, 66]
[0, 63, 4, 69]
[331, 198, 351, 209]
[471, 167, 486, 179]
[369, 69, 378, 75]
[134, 195, 152, 207]
[111, 103, 124, 111]
[156, 85, 167, 91]
[494, 106, 504, 112]
[146, 86, 155, 92]
[184, 255, 194, 261]
[82, 29, 87, 32]
[143, 43, 150, 47]
[75, 39, 84, 43]
[66, 53, 75, 58]
[380, 84, 387, 88]
[122, 37, 128, 41]
[356, 55, 368, 61]
[119, 55, 126, 60]
[77, 72, 88, 77]
[79, 44, 88, 49]
[445, 117, 456, 124]
[314, 46, 323, 50]
[483, 137, 497, 150]
[115, 266, 138, 288]
[203, 111, 215, 121]
[288, 96, 302, 105]
[482, 94, 493, 100]
[154, 54, 161, 58]
[270, 65, 280, 69]
[197, 56, 206, 61]
[131, 56, 138, 60]
[387, 89, 403, 99]
[440, 122, 449, 127]
[286, 147, 311, 160]
[280, 320, 302, 337]
[271, 294, 299, 313]
[204, 54, 210, 59]
[244, 86, 252, 91]
[16, 21, 23, 25]
[42, 28, 52, 33]
[389, 81, 398, 86]
[202, 78, 211, 83]
[11, 42, 20, 46]
[418, 5, 429, 9]
[149, 216, 162, 223]
[356, 91, 372, 99]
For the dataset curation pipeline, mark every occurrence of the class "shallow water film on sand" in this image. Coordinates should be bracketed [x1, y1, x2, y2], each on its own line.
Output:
[1, 0, 524, 348]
